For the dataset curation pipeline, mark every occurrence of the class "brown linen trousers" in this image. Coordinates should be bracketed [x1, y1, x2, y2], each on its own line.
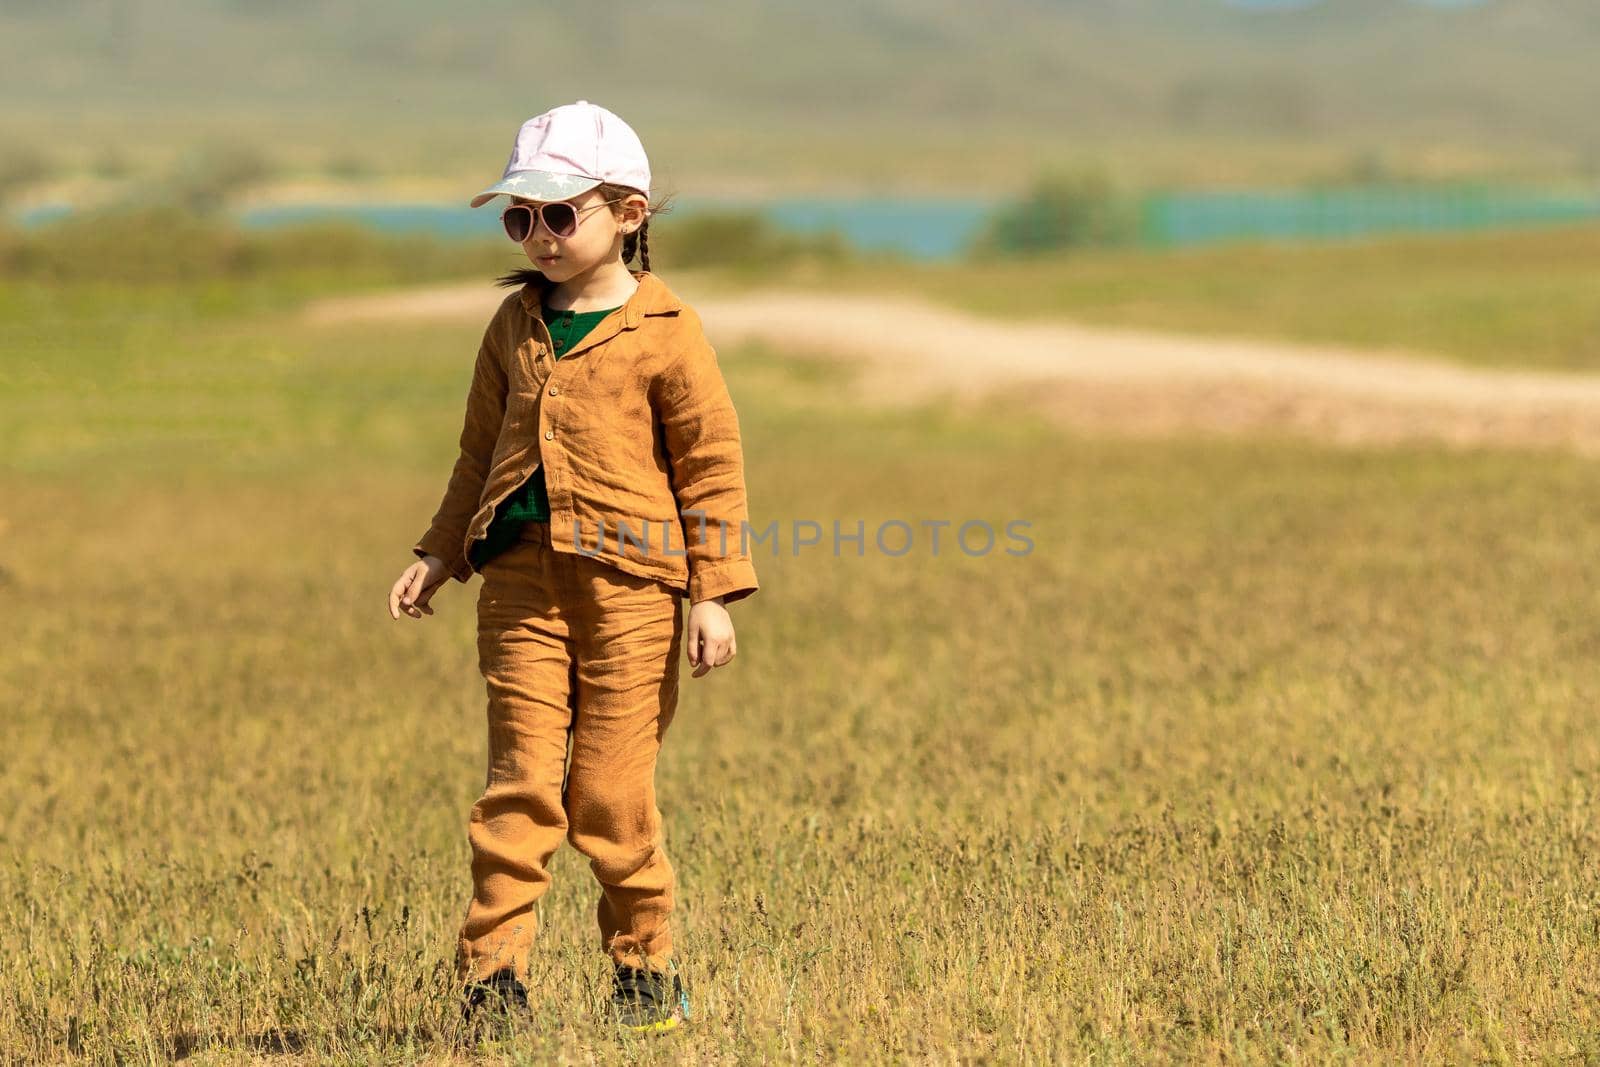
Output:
[458, 519, 684, 982]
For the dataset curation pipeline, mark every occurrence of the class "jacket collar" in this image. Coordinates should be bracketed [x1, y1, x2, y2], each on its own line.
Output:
[517, 268, 683, 329]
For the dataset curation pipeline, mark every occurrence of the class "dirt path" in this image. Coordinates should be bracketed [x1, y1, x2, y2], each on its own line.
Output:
[303, 279, 1600, 456]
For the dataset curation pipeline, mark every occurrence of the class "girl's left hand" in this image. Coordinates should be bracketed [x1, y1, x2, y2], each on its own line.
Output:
[686, 597, 736, 677]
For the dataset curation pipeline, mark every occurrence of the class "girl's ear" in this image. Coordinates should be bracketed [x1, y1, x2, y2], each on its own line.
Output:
[622, 194, 649, 232]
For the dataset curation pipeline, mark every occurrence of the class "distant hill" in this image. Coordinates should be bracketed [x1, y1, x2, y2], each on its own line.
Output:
[3, 0, 1597, 191]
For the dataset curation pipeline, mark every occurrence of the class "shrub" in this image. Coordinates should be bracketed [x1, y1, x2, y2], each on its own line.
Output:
[652, 209, 852, 272]
[969, 170, 1140, 257]
[0, 205, 505, 287]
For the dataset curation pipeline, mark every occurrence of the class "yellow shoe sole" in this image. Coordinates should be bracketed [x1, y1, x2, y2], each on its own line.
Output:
[619, 1010, 685, 1034]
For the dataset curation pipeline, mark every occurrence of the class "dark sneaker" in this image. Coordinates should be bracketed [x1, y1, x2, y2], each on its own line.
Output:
[610, 961, 691, 1033]
[460, 965, 531, 1029]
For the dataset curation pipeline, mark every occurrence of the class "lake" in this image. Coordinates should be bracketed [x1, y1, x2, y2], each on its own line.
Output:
[242, 196, 998, 261]
[13, 186, 1600, 259]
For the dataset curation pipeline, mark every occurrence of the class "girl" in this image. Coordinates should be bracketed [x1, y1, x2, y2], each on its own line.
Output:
[386, 100, 760, 1035]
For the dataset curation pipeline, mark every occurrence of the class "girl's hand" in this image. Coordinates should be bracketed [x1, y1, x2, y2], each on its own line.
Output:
[389, 555, 451, 620]
[686, 596, 736, 677]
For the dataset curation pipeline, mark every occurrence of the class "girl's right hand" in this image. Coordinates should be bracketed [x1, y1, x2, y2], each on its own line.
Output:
[389, 555, 451, 620]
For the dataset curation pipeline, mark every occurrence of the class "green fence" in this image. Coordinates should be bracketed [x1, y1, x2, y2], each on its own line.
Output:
[1139, 184, 1600, 248]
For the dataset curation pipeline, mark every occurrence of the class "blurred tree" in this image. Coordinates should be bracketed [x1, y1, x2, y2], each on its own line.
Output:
[653, 209, 852, 271]
[1342, 148, 1393, 185]
[94, 145, 136, 182]
[162, 142, 285, 217]
[0, 147, 62, 207]
[969, 170, 1139, 257]
[323, 152, 377, 181]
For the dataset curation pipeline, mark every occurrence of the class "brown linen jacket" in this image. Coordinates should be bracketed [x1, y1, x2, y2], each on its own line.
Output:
[412, 269, 760, 605]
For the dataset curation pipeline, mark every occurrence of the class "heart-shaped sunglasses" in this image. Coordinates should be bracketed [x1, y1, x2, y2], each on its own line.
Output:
[501, 197, 627, 242]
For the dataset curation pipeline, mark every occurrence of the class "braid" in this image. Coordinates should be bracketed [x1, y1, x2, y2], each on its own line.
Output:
[621, 215, 651, 271]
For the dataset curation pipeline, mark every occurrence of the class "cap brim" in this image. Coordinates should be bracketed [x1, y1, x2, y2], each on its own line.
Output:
[469, 171, 603, 208]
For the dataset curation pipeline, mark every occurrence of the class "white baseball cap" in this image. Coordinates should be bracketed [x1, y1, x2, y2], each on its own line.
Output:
[469, 100, 652, 208]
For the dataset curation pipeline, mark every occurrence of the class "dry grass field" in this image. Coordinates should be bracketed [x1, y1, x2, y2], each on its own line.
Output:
[4, 266, 1600, 1062]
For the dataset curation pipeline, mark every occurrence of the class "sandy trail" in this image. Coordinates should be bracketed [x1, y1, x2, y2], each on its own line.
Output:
[303, 279, 1600, 456]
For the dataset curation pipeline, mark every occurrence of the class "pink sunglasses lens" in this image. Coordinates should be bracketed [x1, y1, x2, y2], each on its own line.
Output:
[503, 207, 532, 242]
[542, 203, 578, 236]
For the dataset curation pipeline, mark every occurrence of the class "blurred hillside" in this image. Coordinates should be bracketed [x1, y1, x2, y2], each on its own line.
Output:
[3, 0, 1598, 195]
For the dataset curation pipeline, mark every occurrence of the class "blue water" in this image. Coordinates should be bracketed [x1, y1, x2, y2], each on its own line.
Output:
[1142, 186, 1600, 247]
[15, 185, 1600, 258]
[237, 195, 998, 260]
[16, 203, 73, 227]
[11, 195, 1000, 262]
[239, 202, 498, 242]
[719, 196, 997, 260]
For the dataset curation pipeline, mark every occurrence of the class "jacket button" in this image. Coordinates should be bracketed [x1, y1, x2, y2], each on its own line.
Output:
[544, 430, 554, 440]
[549, 386, 558, 396]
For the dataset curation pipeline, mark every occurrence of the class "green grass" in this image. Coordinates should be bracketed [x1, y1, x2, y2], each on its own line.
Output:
[4, 280, 1600, 1061]
[746, 224, 1600, 373]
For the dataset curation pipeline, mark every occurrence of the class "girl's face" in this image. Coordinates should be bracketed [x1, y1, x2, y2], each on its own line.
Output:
[510, 188, 648, 284]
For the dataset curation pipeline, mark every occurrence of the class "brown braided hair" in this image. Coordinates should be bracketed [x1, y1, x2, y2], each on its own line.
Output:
[495, 183, 674, 289]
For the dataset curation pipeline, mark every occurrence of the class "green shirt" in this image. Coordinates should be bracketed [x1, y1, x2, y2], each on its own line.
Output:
[468, 299, 622, 571]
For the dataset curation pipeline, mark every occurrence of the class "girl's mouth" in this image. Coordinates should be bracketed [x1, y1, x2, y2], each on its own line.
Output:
[537, 254, 560, 265]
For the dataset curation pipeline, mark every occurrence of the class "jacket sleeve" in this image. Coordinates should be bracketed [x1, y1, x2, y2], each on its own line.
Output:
[413, 315, 508, 583]
[651, 311, 760, 605]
